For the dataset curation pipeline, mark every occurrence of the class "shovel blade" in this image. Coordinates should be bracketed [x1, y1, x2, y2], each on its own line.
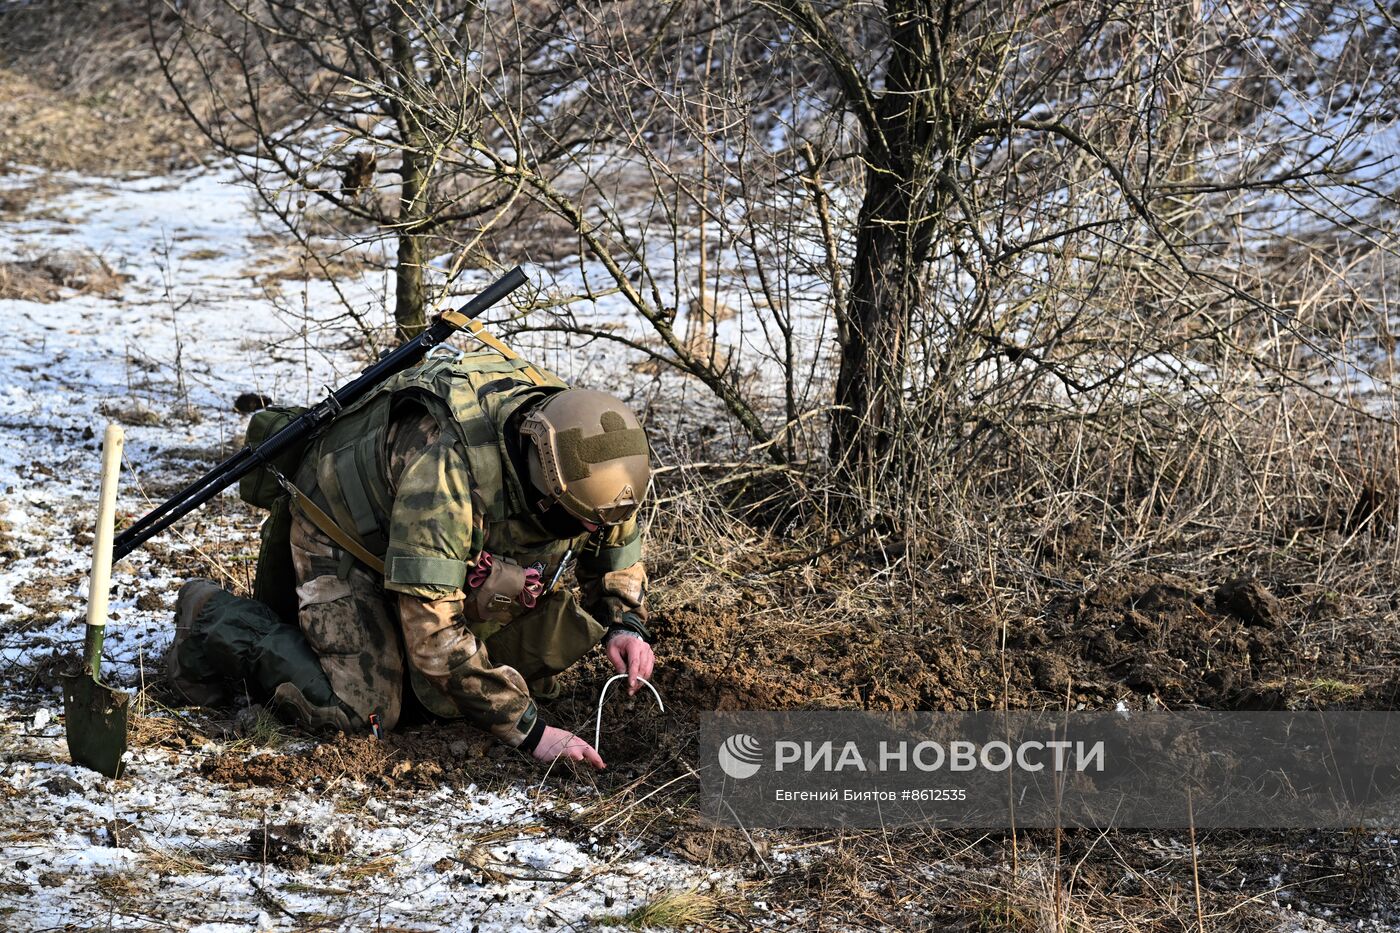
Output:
[62, 672, 130, 778]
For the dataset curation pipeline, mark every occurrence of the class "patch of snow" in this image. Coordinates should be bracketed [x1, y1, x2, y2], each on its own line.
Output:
[0, 163, 730, 931]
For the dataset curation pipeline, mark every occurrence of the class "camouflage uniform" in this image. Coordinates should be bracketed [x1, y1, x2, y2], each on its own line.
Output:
[182, 350, 649, 747]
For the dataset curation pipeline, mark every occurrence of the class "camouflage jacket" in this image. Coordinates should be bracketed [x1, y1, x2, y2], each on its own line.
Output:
[293, 351, 648, 745]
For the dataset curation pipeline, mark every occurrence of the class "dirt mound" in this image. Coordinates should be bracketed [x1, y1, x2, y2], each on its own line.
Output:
[1214, 575, 1283, 627]
[1021, 573, 1274, 706]
[650, 570, 1390, 717]
[196, 567, 1392, 845]
[1022, 573, 1390, 709]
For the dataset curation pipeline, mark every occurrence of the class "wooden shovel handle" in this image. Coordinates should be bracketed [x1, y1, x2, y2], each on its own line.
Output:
[86, 424, 124, 632]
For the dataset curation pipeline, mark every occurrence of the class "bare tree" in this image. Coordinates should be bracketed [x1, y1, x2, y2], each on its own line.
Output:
[438, 0, 1399, 546]
[149, 0, 1399, 558]
[151, 0, 528, 340]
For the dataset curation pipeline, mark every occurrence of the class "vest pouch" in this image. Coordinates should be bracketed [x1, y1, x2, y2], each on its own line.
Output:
[238, 405, 311, 509]
[468, 554, 527, 628]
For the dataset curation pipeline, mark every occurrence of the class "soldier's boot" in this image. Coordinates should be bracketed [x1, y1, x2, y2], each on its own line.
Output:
[168, 578, 231, 707]
[268, 682, 352, 734]
[168, 579, 346, 729]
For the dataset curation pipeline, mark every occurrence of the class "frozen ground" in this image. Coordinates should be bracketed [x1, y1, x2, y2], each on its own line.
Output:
[0, 165, 744, 931]
[1, 158, 1393, 933]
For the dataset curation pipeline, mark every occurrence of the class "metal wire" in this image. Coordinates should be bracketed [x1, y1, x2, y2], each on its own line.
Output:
[593, 674, 665, 753]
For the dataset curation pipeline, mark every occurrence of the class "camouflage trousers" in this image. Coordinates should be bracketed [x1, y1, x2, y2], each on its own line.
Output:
[184, 512, 604, 732]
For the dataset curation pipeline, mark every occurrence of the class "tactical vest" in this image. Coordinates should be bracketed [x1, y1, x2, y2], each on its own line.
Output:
[294, 349, 589, 622]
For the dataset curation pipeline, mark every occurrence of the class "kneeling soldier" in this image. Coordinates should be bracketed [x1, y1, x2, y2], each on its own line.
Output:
[166, 348, 654, 770]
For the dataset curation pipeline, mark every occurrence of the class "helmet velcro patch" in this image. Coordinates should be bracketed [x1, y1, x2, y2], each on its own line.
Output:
[555, 423, 650, 482]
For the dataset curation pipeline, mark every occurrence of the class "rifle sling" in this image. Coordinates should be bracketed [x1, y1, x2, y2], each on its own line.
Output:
[279, 474, 386, 576]
[440, 312, 549, 387]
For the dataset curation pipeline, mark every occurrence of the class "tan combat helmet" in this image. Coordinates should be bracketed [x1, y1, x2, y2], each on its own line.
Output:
[519, 389, 651, 526]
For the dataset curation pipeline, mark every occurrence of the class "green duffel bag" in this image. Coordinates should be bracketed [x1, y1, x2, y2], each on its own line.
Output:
[239, 405, 311, 624]
[252, 494, 299, 625]
[237, 405, 310, 509]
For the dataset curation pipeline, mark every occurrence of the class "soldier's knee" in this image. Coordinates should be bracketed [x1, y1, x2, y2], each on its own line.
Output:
[401, 626, 465, 679]
[296, 575, 361, 654]
[294, 571, 404, 730]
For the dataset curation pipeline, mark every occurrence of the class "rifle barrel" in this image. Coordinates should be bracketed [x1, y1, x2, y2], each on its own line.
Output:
[110, 266, 529, 561]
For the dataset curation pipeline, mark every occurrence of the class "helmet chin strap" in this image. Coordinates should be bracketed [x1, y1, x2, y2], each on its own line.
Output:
[525, 465, 598, 534]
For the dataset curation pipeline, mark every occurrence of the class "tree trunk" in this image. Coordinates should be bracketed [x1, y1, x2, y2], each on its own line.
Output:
[829, 1, 941, 490]
[394, 152, 427, 341]
[390, 11, 428, 341]
[830, 173, 919, 473]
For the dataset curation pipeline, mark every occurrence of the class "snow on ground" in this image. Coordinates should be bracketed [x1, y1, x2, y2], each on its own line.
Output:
[0, 165, 354, 690]
[0, 165, 735, 931]
[4, 726, 718, 931]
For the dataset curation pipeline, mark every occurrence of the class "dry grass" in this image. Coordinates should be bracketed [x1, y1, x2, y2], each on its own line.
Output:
[0, 66, 196, 174]
[598, 441, 1400, 930]
[126, 709, 185, 750]
[1292, 677, 1365, 704]
[0, 0, 213, 174]
[599, 886, 730, 929]
[0, 251, 128, 303]
[330, 854, 398, 881]
[244, 242, 377, 292]
[0, 7, 1388, 932]
[127, 687, 213, 750]
[93, 870, 146, 901]
[227, 705, 294, 750]
[0, 177, 75, 221]
[751, 831, 1296, 932]
[140, 846, 208, 877]
[96, 400, 165, 428]
[181, 248, 225, 262]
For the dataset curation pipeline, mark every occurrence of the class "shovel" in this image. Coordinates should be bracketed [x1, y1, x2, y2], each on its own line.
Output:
[62, 424, 130, 778]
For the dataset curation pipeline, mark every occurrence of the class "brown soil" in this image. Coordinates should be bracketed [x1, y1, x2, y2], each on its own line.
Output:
[203, 733, 480, 791]
[198, 567, 1394, 800]
[189, 561, 1400, 925]
[643, 569, 1392, 719]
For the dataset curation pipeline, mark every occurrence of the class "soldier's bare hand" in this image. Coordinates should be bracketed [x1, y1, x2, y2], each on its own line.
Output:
[605, 631, 655, 695]
[532, 725, 606, 770]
